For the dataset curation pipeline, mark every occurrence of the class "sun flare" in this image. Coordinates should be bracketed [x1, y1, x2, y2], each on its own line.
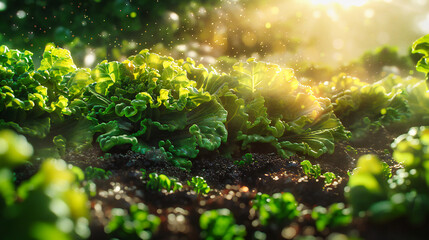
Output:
[310, 0, 369, 8]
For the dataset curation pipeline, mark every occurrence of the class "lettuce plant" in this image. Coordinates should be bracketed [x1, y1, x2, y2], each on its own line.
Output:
[0, 44, 93, 155]
[105, 203, 160, 240]
[0, 129, 33, 168]
[412, 34, 429, 84]
[311, 203, 352, 232]
[188, 176, 210, 194]
[146, 172, 183, 192]
[314, 74, 367, 99]
[0, 130, 90, 239]
[199, 208, 246, 240]
[252, 192, 300, 227]
[323, 172, 337, 185]
[370, 74, 429, 124]
[325, 75, 409, 139]
[183, 58, 350, 158]
[346, 155, 390, 217]
[84, 50, 228, 169]
[301, 160, 337, 184]
[301, 160, 322, 179]
[84, 166, 112, 180]
[234, 153, 255, 166]
[347, 128, 429, 225]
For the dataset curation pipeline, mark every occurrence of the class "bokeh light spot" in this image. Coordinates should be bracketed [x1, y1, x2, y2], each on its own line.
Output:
[0, 1, 6, 11]
[16, 10, 26, 19]
[364, 9, 375, 19]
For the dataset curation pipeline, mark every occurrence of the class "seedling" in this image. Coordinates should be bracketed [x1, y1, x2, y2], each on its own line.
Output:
[140, 168, 147, 179]
[200, 208, 246, 240]
[311, 203, 352, 231]
[323, 172, 337, 185]
[146, 173, 183, 192]
[84, 166, 112, 180]
[345, 145, 358, 154]
[188, 176, 210, 195]
[105, 203, 160, 239]
[234, 153, 255, 166]
[253, 192, 300, 227]
[301, 160, 321, 179]
[381, 162, 392, 180]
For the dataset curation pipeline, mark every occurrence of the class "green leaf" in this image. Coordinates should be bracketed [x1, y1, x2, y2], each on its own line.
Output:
[412, 34, 429, 82]
[93, 121, 138, 151]
[91, 61, 130, 95]
[187, 99, 228, 151]
[38, 44, 76, 76]
[323, 172, 337, 184]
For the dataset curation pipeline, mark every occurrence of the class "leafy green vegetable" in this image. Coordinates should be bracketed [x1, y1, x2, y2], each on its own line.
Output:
[346, 154, 390, 216]
[311, 203, 352, 231]
[199, 208, 246, 240]
[345, 145, 358, 154]
[0, 129, 33, 168]
[146, 172, 183, 192]
[347, 128, 429, 225]
[317, 74, 410, 140]
[187, 176, 211, 195]
[0, 130, 90, 239]
[0, 44, 93, 156]
[301, 160, 322, 179]
[234, 153, 255, 166]
[381, 162, 392, 180]
[85, 50, 228, 169]
[105, 203, 160, 240]
[372, 74, 429, 125]
[252, 192, 300, 227]
[84, 166, 112, 180]
[412, 34, 429, 85]
[314, 74, 367, 99]
[184, 57, 350, 158]
[323, 172, 337, 185]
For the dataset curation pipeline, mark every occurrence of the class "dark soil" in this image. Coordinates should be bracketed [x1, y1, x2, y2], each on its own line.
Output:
[22, 126, 427, 239]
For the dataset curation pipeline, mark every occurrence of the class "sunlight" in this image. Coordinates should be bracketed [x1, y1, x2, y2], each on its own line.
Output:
[310, 0, 369, 8]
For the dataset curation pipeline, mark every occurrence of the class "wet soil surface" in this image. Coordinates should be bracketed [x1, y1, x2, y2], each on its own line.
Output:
[19, 126, 429, 239]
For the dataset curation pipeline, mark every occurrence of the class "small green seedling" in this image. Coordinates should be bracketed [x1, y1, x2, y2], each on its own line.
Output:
[188, 176, 210, 194]
[253, 192, 300, 227]
[301, 160, 321, 179]
[311, 203, 352, 232]
[323, 172, 337, 185]
[146, 173, 183, 192]
[84, 180, 97, 197]
[84, 166, 112, 180]
[234, 153, 255, 166]
[200, 208, 246, 240]
[140, 168, 147, 179]
[345, 145, 358, 154]
[381, 162, 392, 180]
[105, 203, 160, 239]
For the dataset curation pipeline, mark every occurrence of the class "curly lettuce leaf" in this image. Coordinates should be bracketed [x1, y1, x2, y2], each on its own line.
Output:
[86, 52, 228, 169]
[227, 59, 349, 158]
[332, 79, 410, 139]
[38, 43, 77, 77]
[0, 45, 33, 77]
[314, 74, 367, 99]
[0, 45, 93, 158]
[412, 34, 429, 83]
